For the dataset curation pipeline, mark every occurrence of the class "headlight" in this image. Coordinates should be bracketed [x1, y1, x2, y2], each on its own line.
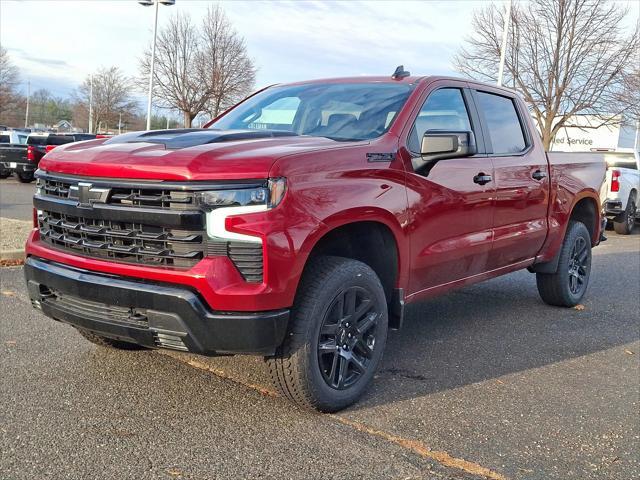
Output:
[197, 178, 286, 210]
[200, 178, 286, 243]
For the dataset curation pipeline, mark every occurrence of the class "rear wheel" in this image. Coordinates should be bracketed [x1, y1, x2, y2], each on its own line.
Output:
[76, 327, 146, 350]
[613, 194, 636, 235]
[0, 171, 11, 179]
[536, 221, 592, 307]
[17, 172, 34, 183]
[266, 256, 388, 412]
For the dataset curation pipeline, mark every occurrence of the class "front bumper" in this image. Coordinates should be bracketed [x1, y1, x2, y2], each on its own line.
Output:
[24, 256, 289, 355]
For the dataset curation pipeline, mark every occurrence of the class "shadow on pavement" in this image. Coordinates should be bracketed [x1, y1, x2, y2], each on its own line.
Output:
[356, 246, 639, 409]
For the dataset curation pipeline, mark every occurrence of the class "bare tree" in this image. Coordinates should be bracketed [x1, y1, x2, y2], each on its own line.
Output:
[0, 46, 21, 117]
[454, 0, 639, 150]
[139, 12, 207, 128]
[198, 5, 256, 118]
[74, 67, 137, 133]
[138, 6, 256, 128]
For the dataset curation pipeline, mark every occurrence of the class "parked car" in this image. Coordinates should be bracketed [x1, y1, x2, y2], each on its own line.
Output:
[0, 131, 30, 180]
[16, 134, 96, 183]
[24, 73, 606, 411]
[602, 152, 639, 234]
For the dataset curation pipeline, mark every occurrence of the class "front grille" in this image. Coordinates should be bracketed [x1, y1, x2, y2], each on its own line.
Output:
[39, 211, 204, 268]
[41, 287, 149, 328]
[36, 172, 265, 281]
[41, 176, 197, 210]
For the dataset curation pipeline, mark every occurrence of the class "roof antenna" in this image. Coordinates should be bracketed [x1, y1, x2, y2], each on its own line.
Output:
[392, 65, 410, 79]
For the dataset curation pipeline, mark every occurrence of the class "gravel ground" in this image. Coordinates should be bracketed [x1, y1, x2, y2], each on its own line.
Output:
[0, 217, 32, 251]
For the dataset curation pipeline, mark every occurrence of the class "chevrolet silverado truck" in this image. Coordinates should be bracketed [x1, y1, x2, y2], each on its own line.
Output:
[601, 152, 639, 235]
[24, 73, 606, 411]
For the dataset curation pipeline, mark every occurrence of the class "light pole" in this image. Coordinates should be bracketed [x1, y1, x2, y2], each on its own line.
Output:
[88, 74, 93, 134]
[497, 0, 513, 87]
[24, 80, 30, 128]
[139, 0, 175, 131]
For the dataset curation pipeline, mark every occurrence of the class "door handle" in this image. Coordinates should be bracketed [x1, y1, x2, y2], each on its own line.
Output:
[473, 173, 492, 185]
[532, 170, 547, 180]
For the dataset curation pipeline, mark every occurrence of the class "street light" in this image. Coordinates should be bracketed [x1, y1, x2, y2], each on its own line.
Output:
[139, 0, 175, 131]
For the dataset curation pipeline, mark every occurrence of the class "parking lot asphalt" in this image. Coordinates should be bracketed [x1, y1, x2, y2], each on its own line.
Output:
[0, 177, 36, 221]
[1, 177, 639, 480]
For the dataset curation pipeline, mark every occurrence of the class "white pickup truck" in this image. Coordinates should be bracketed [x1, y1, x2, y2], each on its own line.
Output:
[602, 152, 639, 235]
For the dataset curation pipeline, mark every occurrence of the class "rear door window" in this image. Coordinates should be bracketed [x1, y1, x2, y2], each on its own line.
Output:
[0, 135, 10, 143]
[475, 92, 527, 154]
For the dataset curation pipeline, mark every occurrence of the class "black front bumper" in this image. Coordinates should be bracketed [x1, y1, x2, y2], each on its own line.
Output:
[24, 257, 289, 355]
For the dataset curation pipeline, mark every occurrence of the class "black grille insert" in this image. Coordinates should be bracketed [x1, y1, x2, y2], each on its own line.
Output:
[39, 176, 196, 210]
[39, 211, 205, 268]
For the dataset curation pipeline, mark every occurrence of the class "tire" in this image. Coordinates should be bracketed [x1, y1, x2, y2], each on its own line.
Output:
[17, 172, 34, 183]
[266, 256, 388, 412]
[536, 221, 592, 307]
[613, 194, 636, 235]
[0, 171, 10, 179]
[75, 327, 147, 350]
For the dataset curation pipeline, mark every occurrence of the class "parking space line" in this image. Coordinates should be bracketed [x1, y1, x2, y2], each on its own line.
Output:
[331, 415, 509, 480]
[162, 351, 510, 480]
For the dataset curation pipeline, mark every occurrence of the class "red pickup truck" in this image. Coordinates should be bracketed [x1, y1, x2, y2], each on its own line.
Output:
[24, 74, 606, 411]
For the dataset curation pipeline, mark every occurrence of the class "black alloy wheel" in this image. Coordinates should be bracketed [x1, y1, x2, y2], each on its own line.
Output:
[567, 235, 589, 296]
[317, 286, 380, 390]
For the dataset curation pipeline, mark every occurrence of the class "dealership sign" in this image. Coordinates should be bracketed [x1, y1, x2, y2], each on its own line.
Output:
[549, 115, 621, 152]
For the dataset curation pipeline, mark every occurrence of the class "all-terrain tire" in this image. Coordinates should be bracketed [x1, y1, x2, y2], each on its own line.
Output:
[266, 256, 388, 412]
[613, 193, 636, 235]
[536, 221, 592, 307]
[76, 327, 147, 350]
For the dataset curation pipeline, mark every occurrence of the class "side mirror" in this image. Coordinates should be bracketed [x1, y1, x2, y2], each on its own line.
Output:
[413, 130, 477, 171]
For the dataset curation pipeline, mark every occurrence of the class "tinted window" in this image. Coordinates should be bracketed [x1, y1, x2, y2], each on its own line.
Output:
[27, 136, 48, 146]
[211, 83, 414, 142]
[47, 135, 75, 146]
[0, 135, 10, 143]
[476, 92, 526, 154]
[408, 88, 472, 152]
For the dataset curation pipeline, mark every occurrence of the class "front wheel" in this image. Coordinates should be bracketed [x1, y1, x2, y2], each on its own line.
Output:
[536, 221, 592, 307]
[266, 256, 388, 412]
[613, 194, 636, 235]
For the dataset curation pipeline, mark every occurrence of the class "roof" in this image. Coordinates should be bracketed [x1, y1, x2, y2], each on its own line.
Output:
[275, 75, 519, 96]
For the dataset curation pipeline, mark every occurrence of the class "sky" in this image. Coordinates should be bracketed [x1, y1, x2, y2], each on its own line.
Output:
[1, 0, 638, 103]
[1, 0, 490, 99]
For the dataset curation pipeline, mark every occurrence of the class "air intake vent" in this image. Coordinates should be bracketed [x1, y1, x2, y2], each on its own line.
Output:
[207, 240, 263, 283]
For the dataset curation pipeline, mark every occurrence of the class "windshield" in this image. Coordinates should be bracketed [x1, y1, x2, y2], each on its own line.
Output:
[209, 82, 414, 141]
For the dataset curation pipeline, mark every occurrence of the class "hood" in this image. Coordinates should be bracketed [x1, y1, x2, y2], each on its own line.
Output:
[39, 129, 355, 181]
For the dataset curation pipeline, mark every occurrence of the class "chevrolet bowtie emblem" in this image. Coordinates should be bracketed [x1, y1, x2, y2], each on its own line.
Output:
[69, 182, 111, 208]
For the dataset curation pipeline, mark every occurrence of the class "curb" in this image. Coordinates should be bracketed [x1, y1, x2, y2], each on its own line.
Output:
[0, 248, 25, 260]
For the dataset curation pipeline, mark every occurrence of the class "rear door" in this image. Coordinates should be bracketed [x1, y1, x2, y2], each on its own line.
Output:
[403, 81, 496, 294]
[472, 89, 549, 267]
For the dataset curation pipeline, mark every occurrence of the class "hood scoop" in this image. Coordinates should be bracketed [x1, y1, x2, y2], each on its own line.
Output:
[103, 128, 299, 150]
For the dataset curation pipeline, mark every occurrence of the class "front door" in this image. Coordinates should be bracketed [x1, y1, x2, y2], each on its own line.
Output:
[403, 84, 496, 295]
